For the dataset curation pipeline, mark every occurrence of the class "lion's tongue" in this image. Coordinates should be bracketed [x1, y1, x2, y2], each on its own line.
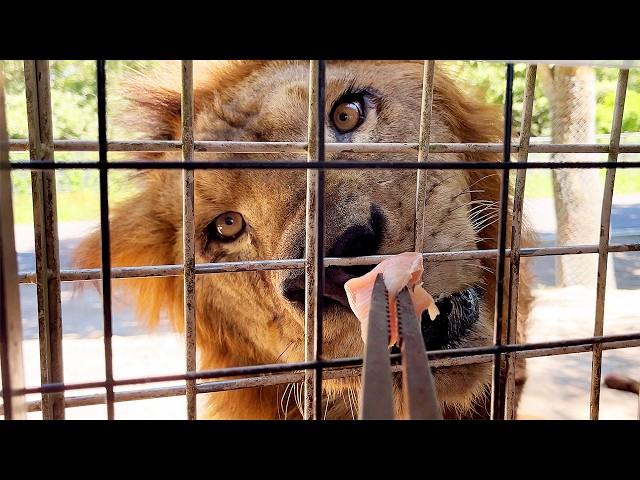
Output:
[344, 252, 440, 347]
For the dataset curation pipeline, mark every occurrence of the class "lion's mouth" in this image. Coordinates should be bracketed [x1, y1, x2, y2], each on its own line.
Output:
[420, 286, 483, 351]
[322, 284, 483, 352]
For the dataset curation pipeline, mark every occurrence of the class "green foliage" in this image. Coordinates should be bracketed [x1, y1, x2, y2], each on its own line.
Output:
[444, 61, 552, 137]
[445, 62, 640, 136]
[4, 60, 156, 206]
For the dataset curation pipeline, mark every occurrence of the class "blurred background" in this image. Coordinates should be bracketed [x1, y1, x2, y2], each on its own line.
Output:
[2, 60, 639, 419]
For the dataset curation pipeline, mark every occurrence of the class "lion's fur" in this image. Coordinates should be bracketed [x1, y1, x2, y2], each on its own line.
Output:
[74, 61, 534, 419]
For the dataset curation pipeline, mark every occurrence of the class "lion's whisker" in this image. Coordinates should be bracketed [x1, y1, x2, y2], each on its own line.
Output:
[449, 199, 497, 215]
[449, 172, 498, 200]
[474, 218, 500, 234]
[348, 386, 359, 420]
[463, 262, 496, 274]
[471, 211, 500, 229]
[282, 383, 293, 420]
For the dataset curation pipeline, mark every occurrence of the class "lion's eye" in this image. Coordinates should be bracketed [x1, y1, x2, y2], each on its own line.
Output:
[211, 212, 245, 241]
[331, 99, 364, 133]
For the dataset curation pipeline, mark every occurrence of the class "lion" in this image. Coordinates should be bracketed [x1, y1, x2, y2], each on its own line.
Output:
[74, 60, 534, 419]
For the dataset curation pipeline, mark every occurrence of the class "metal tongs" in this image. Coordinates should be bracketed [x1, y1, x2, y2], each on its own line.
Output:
[359, 273, 442, 419]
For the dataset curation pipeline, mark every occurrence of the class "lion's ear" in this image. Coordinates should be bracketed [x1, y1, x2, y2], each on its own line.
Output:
[72, 188, 183, 330]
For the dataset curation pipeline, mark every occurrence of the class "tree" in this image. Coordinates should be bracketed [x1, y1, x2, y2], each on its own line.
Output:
[539, 65, 617, 289]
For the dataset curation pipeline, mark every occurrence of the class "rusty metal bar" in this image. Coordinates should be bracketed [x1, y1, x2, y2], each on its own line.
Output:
[504, 65, 537, 420]
[490, 63, 514, 420]
[505, 60, 640, 69]
[313, 61, 326, 421]
[6, 334, 640, 417]
[97, 60, 115, 419]
[12, 159, 640, 172]
[16, 242, 640, 284]
[5, 333, 640, 414]
[589, 69, 629, 420]
[0, 62, 27, 420]
[4, 336, 640, 417]
[5, 338, 640, 416]
[181, 60, 197, 420]
[23, 60, 65, 420]
[303, 60, 325, 420]
[414, 60, 436, 253]
[8, 138, 640, 155]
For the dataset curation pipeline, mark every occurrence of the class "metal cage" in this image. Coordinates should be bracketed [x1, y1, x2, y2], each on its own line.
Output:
[1, 59, 639, 420]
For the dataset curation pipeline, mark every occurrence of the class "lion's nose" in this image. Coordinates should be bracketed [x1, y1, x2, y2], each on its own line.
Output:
[282, 267, 354, 307]
[282, 206, 385, 308]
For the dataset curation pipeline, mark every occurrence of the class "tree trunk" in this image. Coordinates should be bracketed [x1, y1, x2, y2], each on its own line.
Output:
[539, 65, 617, 289]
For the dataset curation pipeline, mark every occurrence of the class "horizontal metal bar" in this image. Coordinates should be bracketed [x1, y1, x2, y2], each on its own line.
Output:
[17, 243, 640, 284]
[8, 139, 640, 155]
[504, 60, 640, 69]
[8, 331, 640, 398]
[8, 160, 640, 171]
[5, 337, 639, 416]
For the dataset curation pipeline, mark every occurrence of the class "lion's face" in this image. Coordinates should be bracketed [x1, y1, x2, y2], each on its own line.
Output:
[76, 60, 508, 416]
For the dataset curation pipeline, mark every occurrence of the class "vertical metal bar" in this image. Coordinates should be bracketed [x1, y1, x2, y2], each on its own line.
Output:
[181, 60, 197, 420]
[414, 60, 436, 253]
[589, 69, 629, 420]
[504, 65, 537, 420]
[0, 61, 27, 420]
[97, 60, 115, 420]
[304, 60, 324, 420]
[490, 63, 514, 420]
[23, 60, 64, 419]
[313, 61, 326, 421]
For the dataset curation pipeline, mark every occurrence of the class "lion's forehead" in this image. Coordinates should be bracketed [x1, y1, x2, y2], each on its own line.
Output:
[192, 60, 445, 144]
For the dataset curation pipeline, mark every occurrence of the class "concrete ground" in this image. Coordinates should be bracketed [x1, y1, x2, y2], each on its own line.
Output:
[5, 195, 640, 420]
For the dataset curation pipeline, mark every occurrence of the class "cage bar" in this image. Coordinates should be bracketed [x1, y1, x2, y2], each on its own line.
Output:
[23, 60, 65, 420]
[490, 63, 514, 420]
[181, 60, 197, 420]
[13, 159, 640, 173]
[16, 242, 640, 284]
[414, 60, 436, 253]
[303, 60, 325, 420]
[313, 61, 326, 420]
[5, 336, 640, 417]
[589, 69, 630, 420]
[9, 139, 640, 155]
[0, 62, 27, 420]
[4, 331, 640, 412]
[504, 64, 537, 420]
[97, 60, 115, 419]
